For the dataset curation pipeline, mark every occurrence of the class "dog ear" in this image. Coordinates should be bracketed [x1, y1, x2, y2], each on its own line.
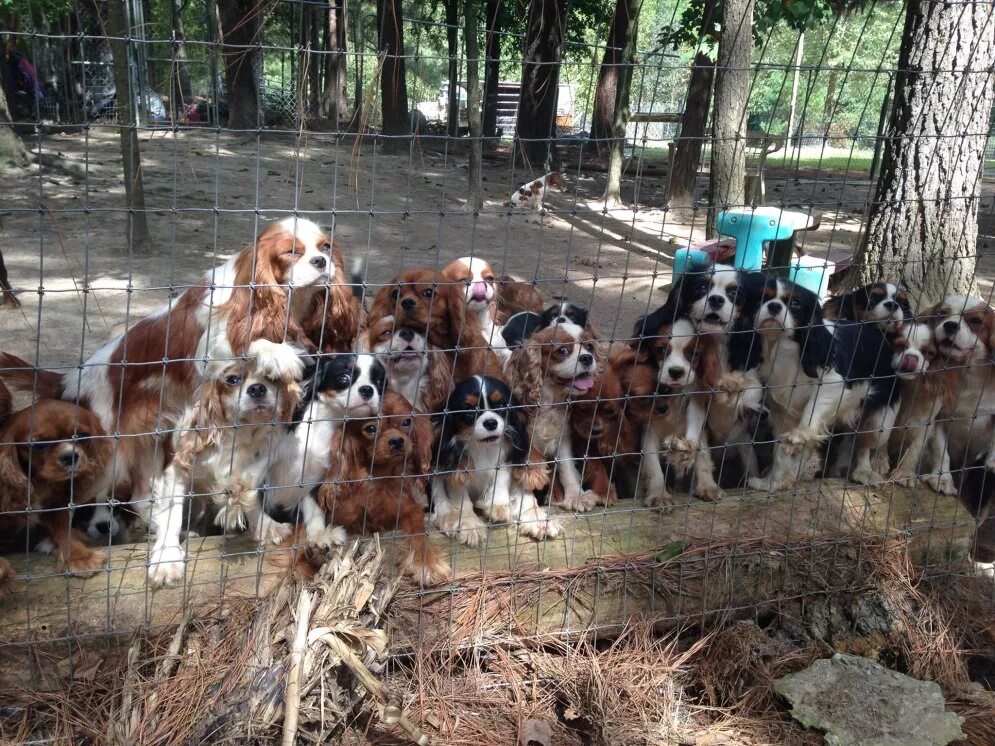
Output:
[175, 382, 227, 469]
[507, 342, 543, 406]
[696, 334, 722, 391]
[505, 394, 529, 464]
[435, 432, 466, 474]
[0, 441, 28, 512]
[425, 351, 456, 414]
[411, 412, 434, 477]
[797, 308, 835, 378]
[822, 292, 855, 321]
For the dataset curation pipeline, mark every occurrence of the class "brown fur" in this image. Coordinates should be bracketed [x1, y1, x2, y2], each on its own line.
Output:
[369, 268, 503, 380]
[507, 323, 605, 408]
[316, 391, 448, 585]
[0, 400, 112, 576]
[300, 242, 361, 352]
[363, 316, 456, 413]
[0, 380, 9, 428]
[0, 352, 63, 400]
[495, 276, 545, 323]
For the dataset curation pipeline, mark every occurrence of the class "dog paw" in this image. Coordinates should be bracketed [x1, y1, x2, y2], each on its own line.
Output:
[148, 545, 185, 588]
[557, 489, 599, 513]
[603, 484, 619, 507]
[716, 372, 746, 397]
[253, 516, 294, 545]
[314, 525, 348, 549]
[850, 468, 884, 486]
[62, 547, 108, 578]
[214, 504, 247, 533]
[781, 428, 822, 454]
[34, 538, 55, 555]
[923, 473, 957, 496]
[247, 338, 306, 382]
[642, 484, 675, 512]
[662, 437, 695, 470]
[518, 506, 561, 541]
[887, 470, 917, 488]
[748, 476, 775, 492]
[433, 510, 487, 547]
[402, 548, 452, 587]
[693, 481, 723, 502]
[484, 502, 512, 524]
[0, 558, 13, 598]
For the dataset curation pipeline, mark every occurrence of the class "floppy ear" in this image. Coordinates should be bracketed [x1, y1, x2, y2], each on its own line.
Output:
[435, 430, 467, 474]
[0, 441, 28, 512]
[175, 383, 227, 470]
[411, 413, 434, 476]
[303, 277, 361, 354]
[696, 335, 722, 391]
[895, 286, 913, 317]
[797, 309, 836, 379]
[822, 293, 851, 321]
[425, 351, 456, 413]
[505, 395, 530, 464]
[507, 342, 543, 406]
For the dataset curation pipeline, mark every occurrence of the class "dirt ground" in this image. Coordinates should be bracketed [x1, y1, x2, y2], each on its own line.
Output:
[3, 127, 991, 366]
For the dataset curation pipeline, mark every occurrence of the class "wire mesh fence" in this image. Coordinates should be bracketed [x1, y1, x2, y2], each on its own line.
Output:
[1, 0, 994, 742]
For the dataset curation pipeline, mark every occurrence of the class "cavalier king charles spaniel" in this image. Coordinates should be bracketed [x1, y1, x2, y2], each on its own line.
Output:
[507, 321, 602, 511]
[0, 400, 112, 588]
[147, 340, 307, 587]
[432, 376, 558, 546]
[364, 315, 453, 413]
[0, 217, 359, 554]
[317, 390, 449, 586]
[823, 282, 913, 334]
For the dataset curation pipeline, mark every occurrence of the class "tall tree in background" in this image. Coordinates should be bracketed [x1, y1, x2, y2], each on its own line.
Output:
[321, 0, 348, 124]
[482, 0, 502, 140]
[515, 0, 568, 168]
[590, 0, 640, 152]
[169, 0, 193, 116]
[0, 85, 29, 168]
[377, 0, 410, 142]
[217, 0, 261, 129]
[851, 0, 995, 303]
[445, 0, 460, 137]
[108, 0, 149, 248]
[709, 0, 753, 230]
[668, 52, 714, 209]
[465, 0, 482, 209]
[602, 0, 640, 204]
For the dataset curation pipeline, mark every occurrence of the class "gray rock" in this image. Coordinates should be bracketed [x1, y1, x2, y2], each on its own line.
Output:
[775, 653, 964, 746]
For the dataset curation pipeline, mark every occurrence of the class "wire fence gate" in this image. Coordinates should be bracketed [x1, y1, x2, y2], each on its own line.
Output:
[1, 0, 994, 742]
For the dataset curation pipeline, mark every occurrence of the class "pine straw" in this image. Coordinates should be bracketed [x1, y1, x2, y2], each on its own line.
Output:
[0, 539, 408, 746]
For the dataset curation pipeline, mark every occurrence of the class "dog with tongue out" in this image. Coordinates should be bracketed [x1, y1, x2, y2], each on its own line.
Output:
[506, 319, 604, 513]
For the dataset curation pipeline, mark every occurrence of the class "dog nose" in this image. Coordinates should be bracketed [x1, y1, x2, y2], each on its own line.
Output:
[668, 366, 685, 380]
[94, 520, 116, 537]
[882, 300, 898, 311]
[358, 385, 375, 400]
[482, 418, 499, 431]
[309, 255, 327, 269]
[943, 320, 960, 335]
[246, 383, 267, 398]
[58, 451, 79, 469]
[767, 301, 782, 314]
[401, 298, 416, 311]
[578, 353, 594, 367]
[388, 437, 405, 450]
[399, 328, 414, 342]
[707, 295, 725, 309]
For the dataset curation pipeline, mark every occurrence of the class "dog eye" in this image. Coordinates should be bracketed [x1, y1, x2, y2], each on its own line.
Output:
[789, 299, 802, 310]
[483, 274, 495, 282]
[402, 418, 412, 428]
[422, 288, 435, 298]
[29, 441, 49, 452]
[391, 288, 399, 301]
[727, 286, 738, 301]
[968, 317, 983, 327]
[556, 346, 569, 356]
[364, 424, 378, 435]
[337, 374, 352, 386]
[321, 241, 331, 252]
[225, 374, 242, 386]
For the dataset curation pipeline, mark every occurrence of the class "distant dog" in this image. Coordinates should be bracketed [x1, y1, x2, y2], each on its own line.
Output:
[507, 171, 565, 212]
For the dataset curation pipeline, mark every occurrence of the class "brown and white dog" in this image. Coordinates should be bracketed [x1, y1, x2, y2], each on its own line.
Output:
[0, 400, 112, 589]
[920, 295, 995, 477]
[0, 218, 359, 586]
[508, 171, 565, 212]
[365, 315, 454, 413]
[507, 320, 603, 511]
[823, 282, 913, 334]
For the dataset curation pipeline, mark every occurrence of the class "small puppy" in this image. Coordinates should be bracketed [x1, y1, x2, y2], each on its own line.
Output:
[823, 282, 912, 333]
[432, 376, 558, 545]
[508, 171, 565, 211]
[318, 390, 449, 586]
[508, 320, 602, 511]
[502, 302, 590, 348]
[365, 315, 454, 413]
[264, 352, 387, 545]
[441, 256, 502, 346]
[0, 400, 112, 585]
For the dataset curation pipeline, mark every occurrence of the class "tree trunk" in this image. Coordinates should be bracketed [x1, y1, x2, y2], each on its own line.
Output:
[376, 0, 409, 145]
[217, 0, 261, 130]
[465, 0, 482, 209]
[322, 0, 348, 125]
[823, 67, 838, 137]
[709, 0, 753, 233]
[308, 4, 321, 120]
[482, 0, 501, 140]
[851, 0, 995, 304]
[170, 0, 193, 118]
[352, 1, 363, 123]
[0, 84, 30, 168]
[515, 0, 568, 169]
[668, 53, 715, 210]
[602, 0, 639, 205]
[590, 0, 632, 152]
[107, 0, 150, 249]
[445, 0, 460, 138]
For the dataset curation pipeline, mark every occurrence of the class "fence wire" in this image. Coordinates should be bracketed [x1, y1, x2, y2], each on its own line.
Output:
[1, 0, 994, 741]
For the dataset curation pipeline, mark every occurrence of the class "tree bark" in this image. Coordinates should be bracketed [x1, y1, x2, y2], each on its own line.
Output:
[709, 0, 753, 233]
[376, 0, 409, 145]
[322, 0, 348, 126]
[307, 4, 321, 120]
[602, 0, 640, 205]
[668, 53, 715, 210]
[590, 0, 633, 151]
[107, 0, 150, 249]
[217, 0, 261, 130]
[0, 83, 30, 168]
[465, 0, 482, 210]
[445, 0, 460, 138]
[851, 0, 995, 304]
[515, 0, 568, 169]
[482, 0, 501, 140]
[170, 0, 193, 118]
